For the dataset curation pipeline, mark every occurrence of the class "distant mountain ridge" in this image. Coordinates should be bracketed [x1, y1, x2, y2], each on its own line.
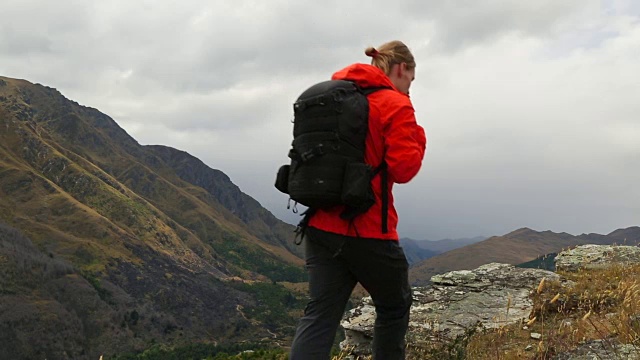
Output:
[409, 227, 640, 285]
[400, 236, 485, 265]
[399, 238, 439, 265]
[0, 76, 304, 359]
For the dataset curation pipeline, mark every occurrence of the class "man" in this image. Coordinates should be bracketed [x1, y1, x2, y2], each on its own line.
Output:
[290, 40, 426, 360]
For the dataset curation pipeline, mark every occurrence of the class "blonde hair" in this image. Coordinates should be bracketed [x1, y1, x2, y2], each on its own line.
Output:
[365, 40, 416, 75]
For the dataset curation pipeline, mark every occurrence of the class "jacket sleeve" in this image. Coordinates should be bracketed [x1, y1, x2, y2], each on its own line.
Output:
[383, 96, 426, 184]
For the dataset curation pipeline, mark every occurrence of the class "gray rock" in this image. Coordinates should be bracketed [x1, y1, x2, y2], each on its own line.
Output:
[555, 244, 640, 272]
[341, 263, 558, 355]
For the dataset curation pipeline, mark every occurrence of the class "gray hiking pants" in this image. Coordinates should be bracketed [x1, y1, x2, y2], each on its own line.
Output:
[289, 227, 412, 360]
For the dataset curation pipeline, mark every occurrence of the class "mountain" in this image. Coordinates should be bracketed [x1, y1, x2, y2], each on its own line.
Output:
[399, 238, 439, 265]
[400, 236, 485, 266]
[0, 76, 305, 359]
[409, 227, 640, 285]
[417, 236, 486, 254]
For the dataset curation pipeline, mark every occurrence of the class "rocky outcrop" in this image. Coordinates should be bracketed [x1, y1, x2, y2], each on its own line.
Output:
[341, 263, 559, 355]
[341, 244, 640, 359]
[555, 244, 640, 272]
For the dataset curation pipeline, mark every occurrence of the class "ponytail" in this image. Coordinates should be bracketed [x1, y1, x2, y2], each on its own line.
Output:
[365, 41, 415, 75]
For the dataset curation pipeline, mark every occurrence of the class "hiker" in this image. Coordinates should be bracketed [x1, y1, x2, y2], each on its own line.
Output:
[289, 40, 427, 360]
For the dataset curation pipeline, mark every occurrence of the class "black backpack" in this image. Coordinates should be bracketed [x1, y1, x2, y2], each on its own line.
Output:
[275, 80, 389, 235]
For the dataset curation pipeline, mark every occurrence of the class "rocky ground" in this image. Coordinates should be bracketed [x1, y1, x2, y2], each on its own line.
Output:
[340, 245, 640, 359]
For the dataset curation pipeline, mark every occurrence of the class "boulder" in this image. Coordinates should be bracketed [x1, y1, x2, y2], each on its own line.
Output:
[554, 244, 640, 272]
[341, 263, 559, 355]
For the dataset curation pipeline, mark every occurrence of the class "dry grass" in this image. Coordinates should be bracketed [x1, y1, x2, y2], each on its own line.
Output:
[335, 263, 640, 359]
[465, 263, 640, 359]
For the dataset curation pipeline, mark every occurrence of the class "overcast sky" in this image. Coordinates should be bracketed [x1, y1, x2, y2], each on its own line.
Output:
[1, 0, 639, 240]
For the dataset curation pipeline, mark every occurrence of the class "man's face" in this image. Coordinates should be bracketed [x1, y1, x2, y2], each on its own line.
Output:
[400, 67, 415, 95]
[391, 63, 415, 95]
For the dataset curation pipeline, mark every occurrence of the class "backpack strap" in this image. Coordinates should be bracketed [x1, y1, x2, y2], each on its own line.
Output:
[374, 161, 389, 234]
[294, 208, 316, 245]
[288, 144, 325, 163]
[360, 85, 392, 233]
[350, 84, 391, 234]
[360, 86, 389, 96]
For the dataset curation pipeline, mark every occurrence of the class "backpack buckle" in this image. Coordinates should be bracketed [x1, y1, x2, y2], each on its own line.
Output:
[300, 144, 324, 162]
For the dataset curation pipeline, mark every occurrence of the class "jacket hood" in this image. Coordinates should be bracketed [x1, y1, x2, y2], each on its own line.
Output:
[331, 63, 397, 90]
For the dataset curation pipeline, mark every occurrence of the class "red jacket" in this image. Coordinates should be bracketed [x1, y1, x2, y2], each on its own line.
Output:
[308, 63, 427, 240]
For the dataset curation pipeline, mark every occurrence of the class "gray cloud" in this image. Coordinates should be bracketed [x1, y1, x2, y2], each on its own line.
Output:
[1, 0, 638, 240]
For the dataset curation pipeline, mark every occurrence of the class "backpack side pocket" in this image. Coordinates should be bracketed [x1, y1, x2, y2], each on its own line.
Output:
[275, 165, 290, 194]
[341, 162, 374, 209]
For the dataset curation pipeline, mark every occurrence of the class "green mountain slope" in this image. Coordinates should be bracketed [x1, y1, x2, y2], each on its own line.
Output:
[0, 76, 305, 359]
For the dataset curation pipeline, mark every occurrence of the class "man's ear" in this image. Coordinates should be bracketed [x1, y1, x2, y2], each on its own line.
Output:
[394, 63, 403, 78]
[396, 62, 409, 78]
